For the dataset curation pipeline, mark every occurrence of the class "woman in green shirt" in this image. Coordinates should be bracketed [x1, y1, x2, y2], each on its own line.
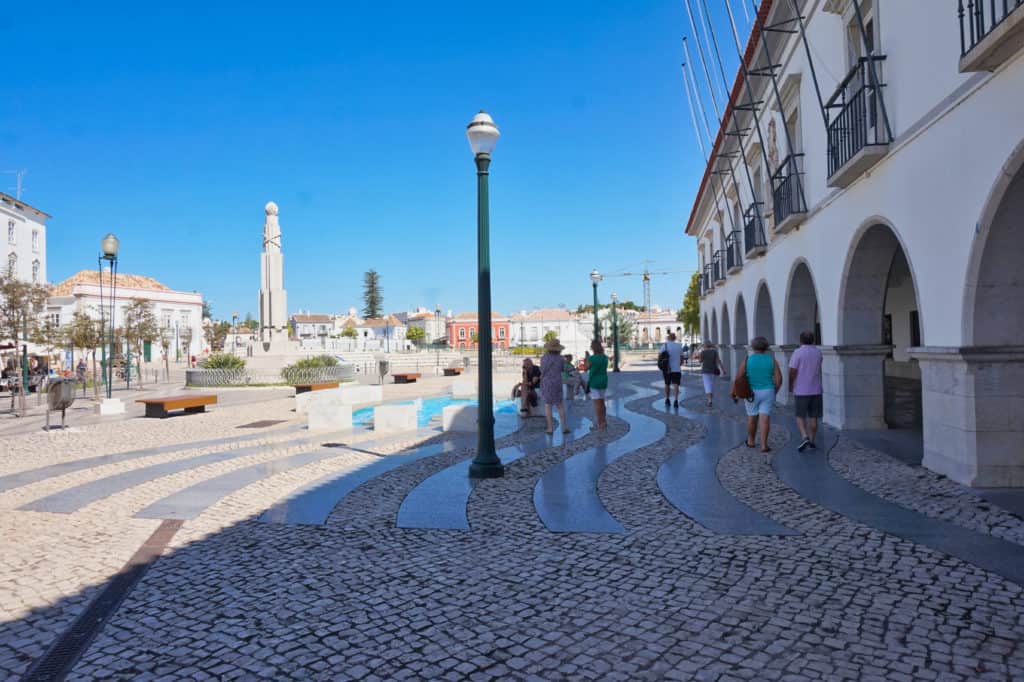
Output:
[584, 340, 609, 429]
[735, 336, 782, 452]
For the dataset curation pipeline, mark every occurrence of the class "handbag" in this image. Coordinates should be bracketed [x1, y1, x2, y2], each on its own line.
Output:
[731, 373, 753, 401]
[714, 368, 721, 376]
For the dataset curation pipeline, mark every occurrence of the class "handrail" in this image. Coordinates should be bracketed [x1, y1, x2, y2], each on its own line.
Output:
[960, 0, 1024, 56]
[825, 55, 887, 110]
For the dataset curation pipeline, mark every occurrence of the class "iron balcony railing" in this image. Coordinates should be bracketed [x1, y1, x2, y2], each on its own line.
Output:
[960, 0, 1024, 56]
[701, 265, 713, 296]
[825, 55, 889, 178]
[743, 204, 767, 255]
[725, 231, 743, 271]
[712, 250, 726, 282]
[771, 153, 807, 226]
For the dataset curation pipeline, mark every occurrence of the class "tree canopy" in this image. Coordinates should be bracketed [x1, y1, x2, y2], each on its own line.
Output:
[678, 272, 701, 338]
[362, 269, 382, 319]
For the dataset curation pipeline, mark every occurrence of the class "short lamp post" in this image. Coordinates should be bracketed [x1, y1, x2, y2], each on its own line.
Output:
[611, 292, 620, 372]
[590, 269, 602, 343]
[232, 311, 238, 354]
[434, 304, 442, 367]
[98, 233, 119, 400]
[467, 110, 503, 479]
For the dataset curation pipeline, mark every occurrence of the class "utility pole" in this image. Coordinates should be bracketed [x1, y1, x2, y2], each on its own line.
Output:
[2, 170, 27, 199]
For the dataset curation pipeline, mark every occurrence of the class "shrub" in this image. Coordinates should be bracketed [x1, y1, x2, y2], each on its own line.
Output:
[287, 354, 339, 370]
[204, 353, 245, 370]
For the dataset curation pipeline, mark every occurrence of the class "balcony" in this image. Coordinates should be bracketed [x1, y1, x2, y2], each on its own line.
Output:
[771, 153, 807, 234]
[826, 56, 891, 189]
[725, 231, 743, 274]
[743, 204, 767, 258]
[960, 0, 1024, 71]
[712, 250, 726, 284]
[700, 265, 714, 297]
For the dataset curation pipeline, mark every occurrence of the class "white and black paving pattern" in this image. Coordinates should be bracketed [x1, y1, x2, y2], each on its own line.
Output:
[1, 370, 1022, 680]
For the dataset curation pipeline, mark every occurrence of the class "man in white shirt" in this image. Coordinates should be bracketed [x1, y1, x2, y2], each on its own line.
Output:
[661, 332, 684, 407]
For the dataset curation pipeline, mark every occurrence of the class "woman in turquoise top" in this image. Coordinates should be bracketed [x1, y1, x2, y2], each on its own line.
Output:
[736, 336, 782, 452]
[584, 340, 609, 429]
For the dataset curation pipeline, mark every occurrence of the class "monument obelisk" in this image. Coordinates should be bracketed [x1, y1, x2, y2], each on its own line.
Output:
[259, 201, 289, 352]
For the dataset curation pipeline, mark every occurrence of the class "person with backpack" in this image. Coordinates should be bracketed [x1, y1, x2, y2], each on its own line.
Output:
[699, 341, 726, 407]
[658, 332, 684, 407]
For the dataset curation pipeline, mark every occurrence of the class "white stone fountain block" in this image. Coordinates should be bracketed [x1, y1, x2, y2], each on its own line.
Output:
[338, 384, 383, 406]
[373, 404, 418, 433]
[296, 387, 342, 415]
[307, 394, 352, 433]
[443, 404, 479, 432]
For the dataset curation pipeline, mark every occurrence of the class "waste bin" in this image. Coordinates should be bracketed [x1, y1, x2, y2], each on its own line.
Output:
[46, 377, 77, 430]
[378, 360, 389, 385]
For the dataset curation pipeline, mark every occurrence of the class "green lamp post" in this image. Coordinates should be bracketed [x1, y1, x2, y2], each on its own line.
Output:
[611, 292, 620, 372]
[467, 110, 503, 479]
[589, 269, 602, 343]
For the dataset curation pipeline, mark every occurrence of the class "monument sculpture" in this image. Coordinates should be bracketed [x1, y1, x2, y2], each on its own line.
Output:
[259, 201, 288, 351]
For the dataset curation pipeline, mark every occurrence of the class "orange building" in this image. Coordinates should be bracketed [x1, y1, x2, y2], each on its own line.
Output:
[447, 312, 510, 350]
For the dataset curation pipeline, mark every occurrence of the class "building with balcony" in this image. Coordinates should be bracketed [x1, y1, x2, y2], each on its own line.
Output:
[685, 0, 1024, 487]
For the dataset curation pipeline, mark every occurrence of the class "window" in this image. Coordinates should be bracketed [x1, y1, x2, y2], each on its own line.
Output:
[909, 310, 921, 347]
[50, 313, 60, 326]
[498, 327, 506, 339]
[7, 220, 14, 245]
[7, 252, 16, 275]
[32, 229, 39, 252]
[32, 260, 39, 283]
[459, 328, 466, 339]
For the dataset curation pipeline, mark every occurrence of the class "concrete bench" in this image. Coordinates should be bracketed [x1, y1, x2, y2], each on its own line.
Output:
[293, 382, 340, 395]
[393, 373, 421, 384]
[137, 394, 217, 419]
[443, 367, 464, 377]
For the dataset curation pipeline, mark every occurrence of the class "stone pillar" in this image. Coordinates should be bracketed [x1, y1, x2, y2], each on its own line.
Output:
[730, 344, 747, 378]
[821, 345, 890, 429]
[772, 344, 798, 407]
[912, 346, 1024, 487]
[718, 345, 732, 379]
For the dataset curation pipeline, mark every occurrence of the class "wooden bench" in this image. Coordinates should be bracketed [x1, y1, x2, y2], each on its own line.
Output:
[137, 394, 217, 418]
[392, 373, 421, 384]
[293, 381, 340, 395]
[443, 367, 464, 377]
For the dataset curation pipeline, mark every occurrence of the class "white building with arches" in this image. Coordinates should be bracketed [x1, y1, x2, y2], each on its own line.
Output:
[686, 1, 1024, 486]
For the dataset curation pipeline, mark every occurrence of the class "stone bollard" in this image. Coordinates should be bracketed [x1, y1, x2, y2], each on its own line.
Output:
[307, 393, 352, 433]
[296, 387, 342, 416]
[442, 404, 479, 432]
[373, 404, 418, 433]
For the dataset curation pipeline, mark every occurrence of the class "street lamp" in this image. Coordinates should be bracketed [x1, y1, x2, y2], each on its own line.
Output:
[589, 268, 602, 343]
[98, 233, 119, 399]
[434, 304, 442, 367]
[466, 110, 502, 479]
[611, 292, 621, 372]
[232, 311, 238, 354]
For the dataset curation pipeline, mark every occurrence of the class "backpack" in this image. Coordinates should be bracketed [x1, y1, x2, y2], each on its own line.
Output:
[657, 346, 670, 373]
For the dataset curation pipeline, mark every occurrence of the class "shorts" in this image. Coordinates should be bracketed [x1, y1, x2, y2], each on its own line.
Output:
[590, 388, 607, 400]
[702, 373, 715, 395]
[744, 388, 776, 417]
[664, 371, 681, 386]
[794, 394, 823, 419]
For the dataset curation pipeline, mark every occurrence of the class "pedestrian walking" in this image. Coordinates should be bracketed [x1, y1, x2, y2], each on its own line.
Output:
[789, 330, 824, 451]
[735, 336, 783, 453]
[540, 339, 570, 434]
[659, 332, 684, 407]
[699, 342, 726, 407]
[583, 340, 609, 429]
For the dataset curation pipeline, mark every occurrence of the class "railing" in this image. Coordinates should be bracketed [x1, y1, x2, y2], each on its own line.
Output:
[960, 0, 1024, 56]
[826, 55, 889, 178]
[701, 265, 713, 296]
[771, 153, 806, 226]
[712, 250, 725, 282]
[743, 204, 767, 254]
[725, 231, 743, 271]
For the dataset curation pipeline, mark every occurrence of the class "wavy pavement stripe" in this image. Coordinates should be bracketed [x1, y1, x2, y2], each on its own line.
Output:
[397, 413, 593, 530]
[533, 386, 664, 533]
[655, 394, 796, 535]
[259, 415, 522, 525]
[0, 426, 303, 493]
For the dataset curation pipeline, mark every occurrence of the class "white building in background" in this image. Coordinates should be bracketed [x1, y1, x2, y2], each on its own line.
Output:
[404, 309, 447, 344]
[46, 270, 204, 360]
[685, 0, 1024, 486]
[509, 309, 586, 351]
[2, 192, 48, 285]
[290, 313, 333, 340]
[356, 315, 408, 351]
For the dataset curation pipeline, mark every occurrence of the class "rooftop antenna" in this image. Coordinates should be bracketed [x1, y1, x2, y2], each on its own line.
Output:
[1, 169, 27, 199]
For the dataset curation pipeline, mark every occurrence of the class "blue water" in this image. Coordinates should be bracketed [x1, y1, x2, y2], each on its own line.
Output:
[352, 395, 519, 428]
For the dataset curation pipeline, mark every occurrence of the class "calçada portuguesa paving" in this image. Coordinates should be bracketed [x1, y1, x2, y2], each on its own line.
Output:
[1, 368, 1023, 681]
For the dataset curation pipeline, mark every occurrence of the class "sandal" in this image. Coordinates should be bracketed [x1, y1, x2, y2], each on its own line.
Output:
[745, 440, 755, 448]
[761, 446, 772, 453]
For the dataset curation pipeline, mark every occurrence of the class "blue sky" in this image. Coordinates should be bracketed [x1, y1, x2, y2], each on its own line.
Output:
[4, 1, 749, 320]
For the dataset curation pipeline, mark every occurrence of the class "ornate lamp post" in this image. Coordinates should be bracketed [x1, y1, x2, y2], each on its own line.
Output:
[611, 292, 621, 372]
[434, 304, 442, 367]
[466, 110, 503, 479]
[589, 269, 602, 343]
[98, 233, 119, 399]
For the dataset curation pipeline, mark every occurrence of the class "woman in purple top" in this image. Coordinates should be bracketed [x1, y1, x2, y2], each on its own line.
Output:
[540, 338, 570, 435]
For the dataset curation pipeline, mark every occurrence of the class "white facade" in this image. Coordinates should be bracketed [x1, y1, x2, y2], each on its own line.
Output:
[291, 313, 333, 339]
[2, 192, 48, 285]
[685, 1, 1024, 485]
[509, 309, 585, 347]
[46, 270, 204, 360]
[405, 310, 447, 344]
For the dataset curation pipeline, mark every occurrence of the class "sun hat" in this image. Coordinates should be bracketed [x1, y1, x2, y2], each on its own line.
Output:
[544, 338, 565, 353]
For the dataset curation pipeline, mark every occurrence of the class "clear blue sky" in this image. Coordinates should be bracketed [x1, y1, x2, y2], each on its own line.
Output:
[4, 1, 749, 320]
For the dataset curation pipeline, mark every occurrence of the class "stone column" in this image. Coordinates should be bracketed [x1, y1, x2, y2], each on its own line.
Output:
[772, 344, 798, 407]
[718, 345, 732, 379]
[821, 345, 890, 429]
[911, 346, 1024, 487]
[731, 344, 748, 378]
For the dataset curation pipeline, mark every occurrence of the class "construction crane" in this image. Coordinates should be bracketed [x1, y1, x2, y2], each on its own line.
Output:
[601, 260, 693, 346]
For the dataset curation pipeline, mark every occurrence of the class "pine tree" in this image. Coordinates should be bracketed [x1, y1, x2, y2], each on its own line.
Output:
[362, 269, 382, 319]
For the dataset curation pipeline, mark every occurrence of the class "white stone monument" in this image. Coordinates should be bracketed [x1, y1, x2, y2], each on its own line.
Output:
[259, 201, 289, 353]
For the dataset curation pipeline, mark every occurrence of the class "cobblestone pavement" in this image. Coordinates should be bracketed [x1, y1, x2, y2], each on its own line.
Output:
[1, 370, 1023, 680]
